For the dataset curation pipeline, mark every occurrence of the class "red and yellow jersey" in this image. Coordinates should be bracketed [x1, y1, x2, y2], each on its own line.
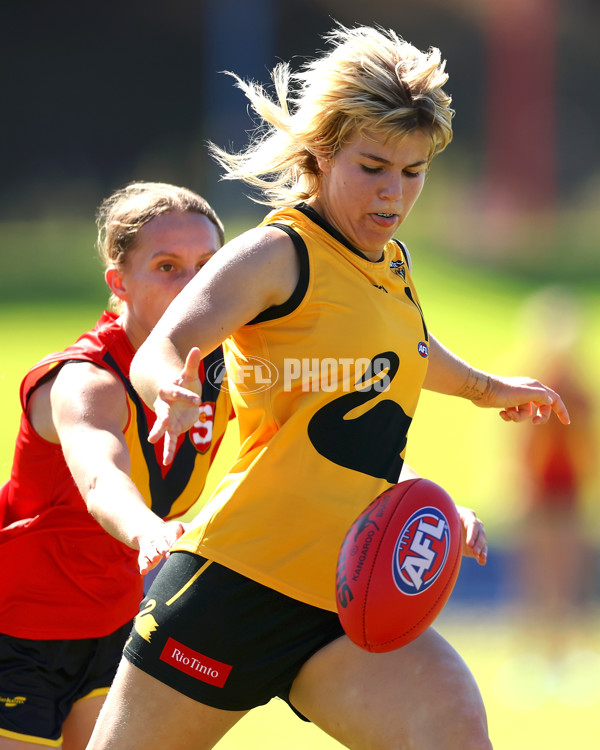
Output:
[0, 311, 231, 639]
[175, 205, 429, 611]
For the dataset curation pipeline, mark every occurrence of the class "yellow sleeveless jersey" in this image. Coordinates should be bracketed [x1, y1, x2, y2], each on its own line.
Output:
[175, 205, 429, 611]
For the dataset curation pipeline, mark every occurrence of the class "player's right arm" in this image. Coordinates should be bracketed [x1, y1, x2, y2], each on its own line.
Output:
[28, 362, 185, 573]
[131, 226, 300, 464]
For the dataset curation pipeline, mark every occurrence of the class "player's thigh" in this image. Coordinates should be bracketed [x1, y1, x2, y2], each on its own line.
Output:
[87, 658, 247, 750]
[289, 627, 491, 750]
[61, 693, 105, 750]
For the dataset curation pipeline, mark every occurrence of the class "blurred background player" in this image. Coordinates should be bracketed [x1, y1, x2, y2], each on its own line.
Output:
[0, 182, 231, 750]
[513, 287, 597, 656]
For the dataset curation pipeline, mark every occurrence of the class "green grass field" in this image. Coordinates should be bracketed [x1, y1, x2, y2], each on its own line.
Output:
[1, 254, 600, 748]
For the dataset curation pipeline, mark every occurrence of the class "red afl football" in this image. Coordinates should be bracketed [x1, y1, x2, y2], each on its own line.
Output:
[336, 478, 462, 653]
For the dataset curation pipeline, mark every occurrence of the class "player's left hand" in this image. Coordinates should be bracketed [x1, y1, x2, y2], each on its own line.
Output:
[456, 505, 487, 566]
[475, 375, 570, 425]
[148, 347, 204, 465]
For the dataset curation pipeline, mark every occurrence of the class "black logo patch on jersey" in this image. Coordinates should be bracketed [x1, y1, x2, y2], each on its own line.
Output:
[390, 260, 406, 280]
[373, 284, 388, 293]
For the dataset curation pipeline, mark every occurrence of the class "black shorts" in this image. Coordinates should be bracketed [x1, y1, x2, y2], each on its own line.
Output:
[124, 551, 345, 716]
[0, 620, 131, 745]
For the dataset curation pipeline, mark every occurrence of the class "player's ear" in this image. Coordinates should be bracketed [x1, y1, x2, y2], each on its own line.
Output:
[313, 141, 333, 175]
[315, 151, 333, 175]
[105, 267, 128, 302]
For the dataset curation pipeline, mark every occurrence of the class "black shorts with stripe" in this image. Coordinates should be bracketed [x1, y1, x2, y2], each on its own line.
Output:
[0, 620, 131, 745]
[123, 551, 345, 717]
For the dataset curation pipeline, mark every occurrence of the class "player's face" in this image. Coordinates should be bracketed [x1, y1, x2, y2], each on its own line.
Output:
[109, 211, 220, 348]
[312, 128, 431, 260]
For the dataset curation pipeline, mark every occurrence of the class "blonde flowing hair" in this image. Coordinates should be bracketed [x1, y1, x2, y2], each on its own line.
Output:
[209, 23, 454, 207]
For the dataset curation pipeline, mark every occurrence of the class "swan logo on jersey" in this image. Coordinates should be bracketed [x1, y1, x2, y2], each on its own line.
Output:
[390, 259, 406, 279]
[189, 402, 215, 453]
[392, 507, 450, 595]
[417, 341, 429, 358]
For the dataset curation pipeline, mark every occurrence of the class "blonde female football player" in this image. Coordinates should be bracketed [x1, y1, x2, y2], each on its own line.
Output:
[0, 182, 230, 750]
[88, 25, 569, 750]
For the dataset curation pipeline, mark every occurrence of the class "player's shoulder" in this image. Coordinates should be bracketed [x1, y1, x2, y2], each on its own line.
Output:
[52, 359, 126, 407]
[210, 225, 300, 304]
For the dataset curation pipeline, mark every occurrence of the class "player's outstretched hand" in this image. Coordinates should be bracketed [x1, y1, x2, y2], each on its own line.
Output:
[456, 505, 487, 566]
[147, 347, 203, 465]
[474, 375, 570, 426]
[137, 520, 187, 575]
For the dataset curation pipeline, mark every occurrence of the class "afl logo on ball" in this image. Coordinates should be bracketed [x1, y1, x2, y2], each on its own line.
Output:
[417, 341, 429, 358]
[392, 507, 450, 595]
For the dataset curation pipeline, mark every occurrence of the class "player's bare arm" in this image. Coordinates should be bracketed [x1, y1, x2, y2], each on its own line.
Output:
[423, 333, 570, 425]
[46, 362, 184, 572]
